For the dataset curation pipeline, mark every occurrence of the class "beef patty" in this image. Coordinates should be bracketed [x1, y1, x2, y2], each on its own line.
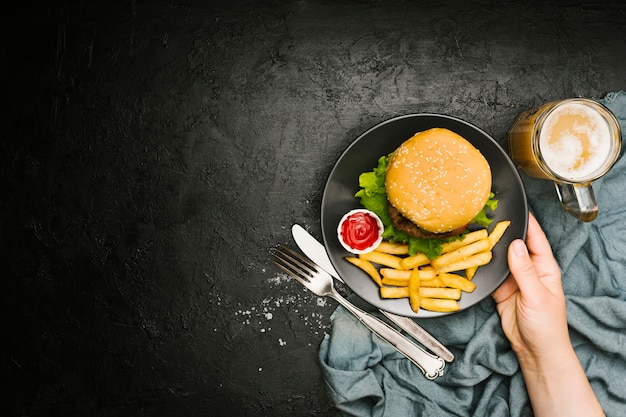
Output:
[387, 202, 467, 239]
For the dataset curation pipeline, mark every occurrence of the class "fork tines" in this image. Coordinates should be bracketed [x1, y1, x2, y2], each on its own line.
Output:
[270, 245, 318, 283]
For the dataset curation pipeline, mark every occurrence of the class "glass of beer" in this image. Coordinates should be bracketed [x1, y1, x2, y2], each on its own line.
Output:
[508, 98, 622, 221]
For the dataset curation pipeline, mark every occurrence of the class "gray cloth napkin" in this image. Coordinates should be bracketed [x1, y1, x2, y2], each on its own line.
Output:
[318, 91, 626, 417]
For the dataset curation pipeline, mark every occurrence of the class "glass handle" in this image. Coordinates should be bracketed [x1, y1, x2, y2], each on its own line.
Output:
[554, 182, 598, 222]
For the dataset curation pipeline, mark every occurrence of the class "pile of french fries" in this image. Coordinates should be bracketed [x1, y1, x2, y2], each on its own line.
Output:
[345, 221, 510, 313]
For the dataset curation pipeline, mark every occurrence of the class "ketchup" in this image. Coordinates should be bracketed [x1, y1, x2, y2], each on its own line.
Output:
[339, 210, 382, 252]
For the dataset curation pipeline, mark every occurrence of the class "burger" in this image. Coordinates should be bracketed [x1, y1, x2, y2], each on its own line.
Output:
[385, 128, 492, 239]
[355, 127, 496, 259]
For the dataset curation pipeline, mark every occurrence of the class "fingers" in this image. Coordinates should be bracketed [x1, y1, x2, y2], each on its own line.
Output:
[495, 212, 563, 305]
[507, 238, 545, 297]
[525, 213, 562, 285]
[494, 213, 544, 302]
[492, 274, 518, 303]
[507, 212, 562, 299]
[525, 214, 556, 264]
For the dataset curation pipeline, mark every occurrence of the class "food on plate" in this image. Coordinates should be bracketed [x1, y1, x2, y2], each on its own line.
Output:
[345, 257, 381, 286]
[408, 268, 421, 312]
[343, 127, 510, 313]
[439, 273, 476, 293]
[380, 286, 409, 298]
[435, 251, 493, 274]
[375, 241, 409, 255]
[419, 298, 460, 313]
[358, 250, 404, 270]
[487, 220, 511, 250]
[430, 238, 491, 270]
[385, 128, 492, 238]
[354, 128, 499, 260]
[337, 209, 384, 254]
[439, 229, 488, 255]
[345, 220, 510, 313]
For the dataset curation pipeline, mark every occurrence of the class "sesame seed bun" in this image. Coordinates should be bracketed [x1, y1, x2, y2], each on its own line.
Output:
[385, 128, 492, 235]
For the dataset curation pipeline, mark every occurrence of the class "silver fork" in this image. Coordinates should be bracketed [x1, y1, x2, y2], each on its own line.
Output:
[270, 245, 445, 380]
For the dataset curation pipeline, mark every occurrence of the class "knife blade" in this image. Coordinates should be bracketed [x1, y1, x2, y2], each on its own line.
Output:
[291, 224, 454, 362]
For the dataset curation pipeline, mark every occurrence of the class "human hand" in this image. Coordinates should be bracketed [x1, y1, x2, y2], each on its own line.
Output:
[493, 213, 605, 416]
[492, 212, 569, 368]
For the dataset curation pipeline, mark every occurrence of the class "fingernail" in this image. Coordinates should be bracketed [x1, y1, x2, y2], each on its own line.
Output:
[512, 240, 528, 257]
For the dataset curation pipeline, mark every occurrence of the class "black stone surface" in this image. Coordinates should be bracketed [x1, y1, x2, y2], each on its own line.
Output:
[3, 1, 625, 416]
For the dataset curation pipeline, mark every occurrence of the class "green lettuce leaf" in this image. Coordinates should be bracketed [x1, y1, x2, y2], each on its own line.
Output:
[354, 154, 393, 226]
[471, 192, 498, 228]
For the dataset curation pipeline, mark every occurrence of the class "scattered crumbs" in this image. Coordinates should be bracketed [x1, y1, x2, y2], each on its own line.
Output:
[231, 271, 332, 346]
[267, 274, 291, 286]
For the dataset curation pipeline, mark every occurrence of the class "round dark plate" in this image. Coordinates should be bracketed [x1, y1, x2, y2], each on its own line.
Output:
[321, 113, 528, 318]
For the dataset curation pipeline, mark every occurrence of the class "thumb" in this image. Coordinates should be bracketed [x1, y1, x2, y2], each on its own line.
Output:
[507, 239, 543, 296]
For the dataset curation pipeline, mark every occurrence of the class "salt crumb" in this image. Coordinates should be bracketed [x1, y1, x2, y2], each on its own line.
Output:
[230, 272, 332, 341]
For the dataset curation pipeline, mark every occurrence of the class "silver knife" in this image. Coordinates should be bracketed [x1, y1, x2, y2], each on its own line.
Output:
[292, 224, 455, 363]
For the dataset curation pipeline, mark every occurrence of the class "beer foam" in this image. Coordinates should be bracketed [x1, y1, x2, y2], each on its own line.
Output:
[539, 102, 612, 181]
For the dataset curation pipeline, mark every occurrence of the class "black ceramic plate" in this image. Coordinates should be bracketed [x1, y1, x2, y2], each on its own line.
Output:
[321, 114, 528, 318]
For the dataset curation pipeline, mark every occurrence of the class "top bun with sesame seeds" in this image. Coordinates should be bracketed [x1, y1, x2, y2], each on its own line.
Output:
[385, 128, 492, 238]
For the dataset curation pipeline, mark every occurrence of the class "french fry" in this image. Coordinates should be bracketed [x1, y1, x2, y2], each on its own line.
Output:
[440, 229, 489, 254]
[465, 266, 478, 280]
[380, 268, 410, 286]
[419, 276, 447, 288]
[488, 220, 511, 250]
[380, 268, 434, 286]
[383, 273, 441, 287]
[380, 286, 409, 299]
[381, 275, 409, 287]
[431, 238, 491, 270]
[409, 268, 421, 313]
[380, 268, 411, 279]
[439, 273, 476, 293]
[359, 251, 404, 270]
[382, 267, 435, 280]
[419, 287, 462, 300]
[420, 298, 460, 312]
[375, 241, 409, 255]
[418, 267, 436, 280]
[399, 252, 430, 270]
[345, 257, 382, 286]
[436, 251, 493, 274]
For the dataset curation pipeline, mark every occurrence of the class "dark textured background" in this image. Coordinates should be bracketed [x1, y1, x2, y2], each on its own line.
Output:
[2, 1, 625, 416]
